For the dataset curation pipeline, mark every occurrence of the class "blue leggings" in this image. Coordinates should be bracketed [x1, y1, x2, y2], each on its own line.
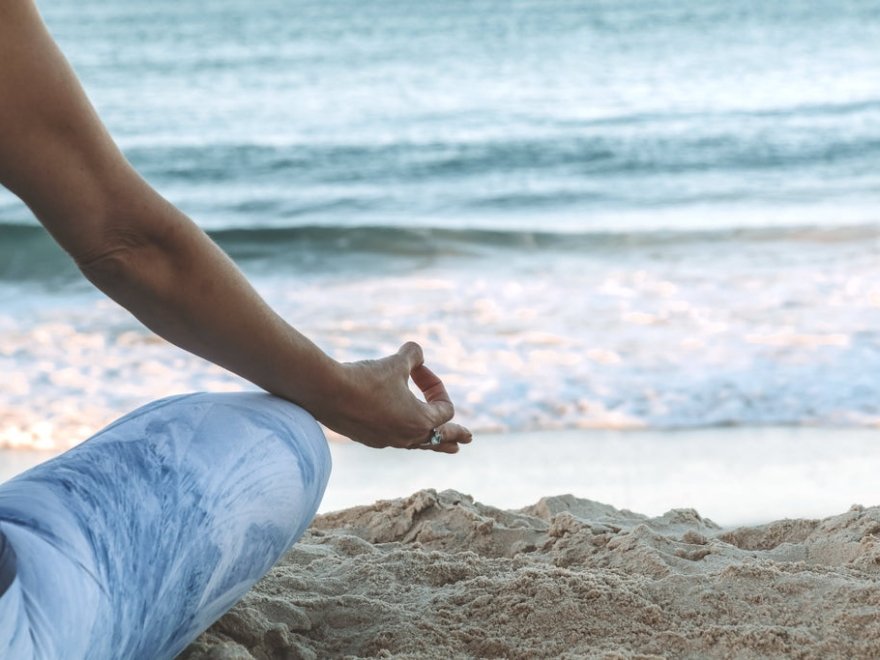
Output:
[0, 392, 331, 659]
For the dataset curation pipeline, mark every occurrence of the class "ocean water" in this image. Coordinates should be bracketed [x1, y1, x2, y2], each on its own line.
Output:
[2, 0, 880, 449]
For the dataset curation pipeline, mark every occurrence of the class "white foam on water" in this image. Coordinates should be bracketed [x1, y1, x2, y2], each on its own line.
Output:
[1, 233, 879, 450]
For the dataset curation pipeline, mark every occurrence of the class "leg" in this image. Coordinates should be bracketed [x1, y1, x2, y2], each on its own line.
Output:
[0, 392, 331, 660]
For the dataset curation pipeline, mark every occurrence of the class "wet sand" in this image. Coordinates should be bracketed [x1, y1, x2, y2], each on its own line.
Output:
[320, 426, 880, 527]
[4, 426, 880, 525]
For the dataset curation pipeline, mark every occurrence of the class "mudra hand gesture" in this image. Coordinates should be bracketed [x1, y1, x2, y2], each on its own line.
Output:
[318, 342, 472, 454]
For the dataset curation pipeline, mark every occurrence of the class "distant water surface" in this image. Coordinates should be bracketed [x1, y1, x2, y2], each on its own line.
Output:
[1, 0, 880, 448]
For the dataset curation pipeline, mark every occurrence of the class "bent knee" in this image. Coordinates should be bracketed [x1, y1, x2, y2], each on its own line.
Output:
[188, 392, 331, 491]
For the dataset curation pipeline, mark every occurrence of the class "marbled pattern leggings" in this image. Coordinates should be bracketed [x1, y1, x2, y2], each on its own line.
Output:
[0, 392, 331, 659]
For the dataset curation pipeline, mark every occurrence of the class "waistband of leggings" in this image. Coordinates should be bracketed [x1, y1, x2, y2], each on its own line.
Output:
[0, 528, 16, 597]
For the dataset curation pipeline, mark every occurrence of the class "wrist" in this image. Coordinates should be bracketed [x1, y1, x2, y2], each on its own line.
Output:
[277, 346, 348, 419]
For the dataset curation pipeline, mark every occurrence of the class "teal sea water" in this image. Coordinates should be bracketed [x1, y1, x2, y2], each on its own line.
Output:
[2, 0, 880, 448]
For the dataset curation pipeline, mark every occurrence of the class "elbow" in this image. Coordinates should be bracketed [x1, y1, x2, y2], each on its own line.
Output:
[73, 194, 200, 302]
[77, 244, 136, 293]
[74, 226, 153, 298]
[64, 173, 195, 300]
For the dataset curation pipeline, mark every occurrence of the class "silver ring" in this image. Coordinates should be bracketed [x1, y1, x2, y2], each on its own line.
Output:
[430, 427, 443, 446]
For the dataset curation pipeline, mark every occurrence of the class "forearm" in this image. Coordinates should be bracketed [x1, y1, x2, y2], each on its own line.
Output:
[0, 0, 342, 415]
[79, 176, 344, 416]
[0, 0, 471, 452]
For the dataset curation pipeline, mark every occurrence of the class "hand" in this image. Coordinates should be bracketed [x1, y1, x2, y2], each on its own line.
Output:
[315, 342, 472, 454]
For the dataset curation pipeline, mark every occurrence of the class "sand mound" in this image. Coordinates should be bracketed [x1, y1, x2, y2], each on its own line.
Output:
[181, 490, 880, 659]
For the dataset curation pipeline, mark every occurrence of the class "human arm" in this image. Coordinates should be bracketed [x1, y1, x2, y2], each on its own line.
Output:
[0, 0, 471, 452]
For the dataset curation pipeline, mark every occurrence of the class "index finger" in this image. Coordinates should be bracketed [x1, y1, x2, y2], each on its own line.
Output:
[411, 363, 454, 424]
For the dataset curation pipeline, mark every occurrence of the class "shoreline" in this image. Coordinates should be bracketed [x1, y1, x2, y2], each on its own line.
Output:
[322, 425, 880, 527]
[3, 426, 880, 527]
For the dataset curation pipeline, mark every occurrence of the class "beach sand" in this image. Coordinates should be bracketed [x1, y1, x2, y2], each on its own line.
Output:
[181, 488, 880, 660]
[3, 429, 879, 657]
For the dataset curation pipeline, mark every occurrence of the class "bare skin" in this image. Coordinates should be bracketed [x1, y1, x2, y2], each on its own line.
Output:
[0, 0, 472, 453]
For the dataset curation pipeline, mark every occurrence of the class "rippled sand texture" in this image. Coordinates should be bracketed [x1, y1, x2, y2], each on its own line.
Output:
[182, 489, 880, 659]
